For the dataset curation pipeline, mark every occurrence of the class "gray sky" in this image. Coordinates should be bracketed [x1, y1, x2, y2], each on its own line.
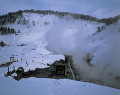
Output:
[0, 0, 120, 18]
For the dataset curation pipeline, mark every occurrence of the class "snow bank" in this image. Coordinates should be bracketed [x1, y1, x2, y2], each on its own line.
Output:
[0, 76, 119, 95]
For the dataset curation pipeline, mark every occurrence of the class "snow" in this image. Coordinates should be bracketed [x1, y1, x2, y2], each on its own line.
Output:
[0, 76, 120, 95]
[0, 67, 120, 95]
[0, 13, 65, 72]
[0, 12, 120, 91]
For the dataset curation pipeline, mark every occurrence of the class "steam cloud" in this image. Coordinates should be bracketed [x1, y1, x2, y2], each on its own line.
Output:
[45, 17, 120, 88]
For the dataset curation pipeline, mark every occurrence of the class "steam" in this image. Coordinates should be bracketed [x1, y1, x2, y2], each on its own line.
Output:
[45, 17, 120, 88]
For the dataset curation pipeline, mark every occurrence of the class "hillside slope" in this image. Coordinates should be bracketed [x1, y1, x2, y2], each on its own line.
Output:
[0, 10, 120, 89]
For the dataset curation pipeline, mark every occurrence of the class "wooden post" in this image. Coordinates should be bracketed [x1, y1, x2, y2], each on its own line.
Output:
[8, 66, 9, 74]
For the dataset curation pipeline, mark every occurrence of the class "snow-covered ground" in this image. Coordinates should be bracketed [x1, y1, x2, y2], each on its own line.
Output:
[0, 11, 120, 91]
[0, 68, 120, 95]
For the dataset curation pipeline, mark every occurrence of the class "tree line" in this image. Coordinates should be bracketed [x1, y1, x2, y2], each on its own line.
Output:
[0, 10, 22, 25]
[23, 9, 98, 21]
[0, 26, 16, 35]
[22, 9, 120, 24]
[98, 15, 120, 25]
[0, 9, 120, 25]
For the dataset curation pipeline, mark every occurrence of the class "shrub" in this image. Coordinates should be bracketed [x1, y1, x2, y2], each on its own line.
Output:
[0, 41, 6, 47]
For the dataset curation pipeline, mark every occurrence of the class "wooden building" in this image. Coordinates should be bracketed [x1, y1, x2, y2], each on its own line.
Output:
[53, 61, 66, 75]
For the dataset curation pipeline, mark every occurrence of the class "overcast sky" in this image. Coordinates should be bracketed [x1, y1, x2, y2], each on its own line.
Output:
[0, 0, 120, 18]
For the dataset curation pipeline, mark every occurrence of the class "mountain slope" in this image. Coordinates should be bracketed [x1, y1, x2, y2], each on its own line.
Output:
[0, 10, 120, 89]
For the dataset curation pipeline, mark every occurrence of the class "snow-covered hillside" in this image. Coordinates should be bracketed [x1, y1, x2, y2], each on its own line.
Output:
[0, 12, 103, 72]
[0, 13, 65, 72]
[0, 10, 120, 90]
